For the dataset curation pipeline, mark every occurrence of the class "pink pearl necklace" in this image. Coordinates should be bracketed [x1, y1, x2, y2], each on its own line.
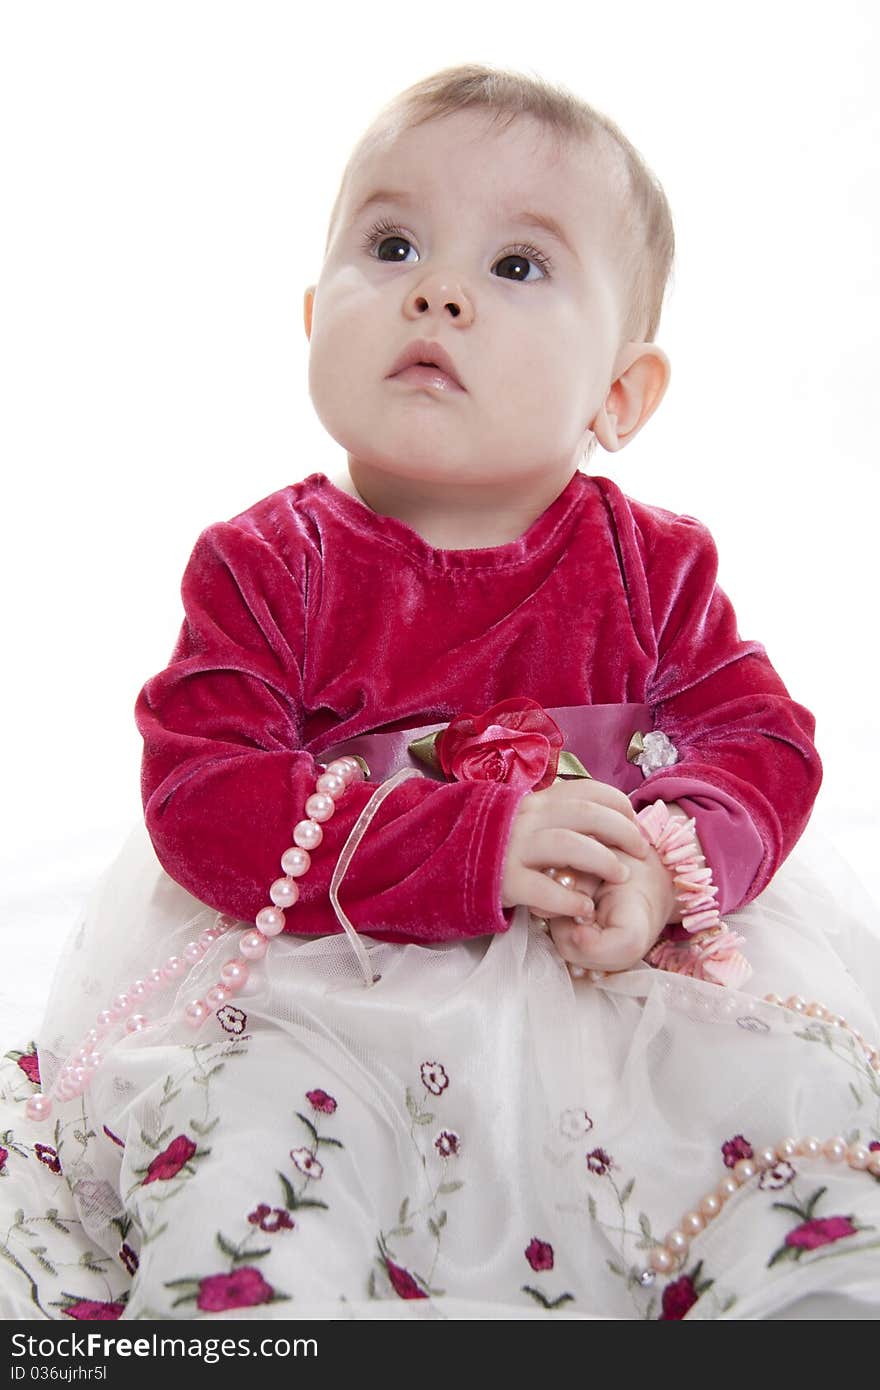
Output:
[25, 756, 365, 1125]
[638, 990, 880, 1286]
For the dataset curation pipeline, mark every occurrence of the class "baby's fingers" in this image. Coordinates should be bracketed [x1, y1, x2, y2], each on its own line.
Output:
[516, 866, 595, 922]
[550, 895, 655, 973]
[548, 917, 605, 966]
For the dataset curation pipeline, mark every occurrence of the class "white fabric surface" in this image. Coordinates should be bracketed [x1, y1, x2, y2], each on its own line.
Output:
[1, 804, 878, 1321]
[3, 803, 877, 1049]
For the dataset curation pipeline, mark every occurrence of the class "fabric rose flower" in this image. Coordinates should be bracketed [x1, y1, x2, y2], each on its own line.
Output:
[436, 698, 564, 793]
[0, 1147, 8, 1174]
[196, 1267, 275, 1312]
[142, 1135, 197, 1184]
[785, 1215, 857, 1252]
[525, 1238, 554, 1271]
[306, 1089, 337, 1114]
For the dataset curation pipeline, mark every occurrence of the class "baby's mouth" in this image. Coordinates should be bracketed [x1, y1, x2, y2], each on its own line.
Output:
[389, 363, 466, 393]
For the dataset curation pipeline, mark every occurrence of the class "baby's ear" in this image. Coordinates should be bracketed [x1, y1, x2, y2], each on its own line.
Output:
[303, 286, 316, 339]
[592, 344, 671, 453]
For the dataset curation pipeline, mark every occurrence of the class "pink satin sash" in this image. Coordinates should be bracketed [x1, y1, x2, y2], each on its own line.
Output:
[314, 703, 653, 793]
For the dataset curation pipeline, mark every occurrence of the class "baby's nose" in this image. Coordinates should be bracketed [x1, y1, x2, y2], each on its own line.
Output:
[404, 271, 474, 325]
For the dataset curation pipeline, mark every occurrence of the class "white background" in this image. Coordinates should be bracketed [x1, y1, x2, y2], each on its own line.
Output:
[1, 1, 878, 1021]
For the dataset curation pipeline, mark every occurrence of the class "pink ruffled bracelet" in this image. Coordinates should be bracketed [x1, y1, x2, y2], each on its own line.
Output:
[635, 799, 752, 989]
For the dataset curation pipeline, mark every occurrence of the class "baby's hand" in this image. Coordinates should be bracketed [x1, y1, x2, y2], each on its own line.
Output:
[547, 845, 675, 973]
[501, 779, 649, 924]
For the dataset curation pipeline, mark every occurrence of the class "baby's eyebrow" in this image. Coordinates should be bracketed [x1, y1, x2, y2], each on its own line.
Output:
[351, 188, 580, 265]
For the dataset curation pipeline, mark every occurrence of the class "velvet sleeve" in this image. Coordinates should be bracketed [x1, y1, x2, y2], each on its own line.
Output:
[135, 520, 527, 943]
[620, 503, 822, 912]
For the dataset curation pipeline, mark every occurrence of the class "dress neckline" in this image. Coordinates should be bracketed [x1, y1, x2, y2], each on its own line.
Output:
[306, 469, 590, 569]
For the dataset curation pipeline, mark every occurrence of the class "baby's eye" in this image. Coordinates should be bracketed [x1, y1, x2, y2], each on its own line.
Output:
[361, 219, 552, 281]
[493, 246, 552, 282]
[361, 220, 418, 264]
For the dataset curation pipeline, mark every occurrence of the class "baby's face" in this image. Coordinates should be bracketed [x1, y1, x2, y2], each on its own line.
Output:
[305, 110, 632, 491]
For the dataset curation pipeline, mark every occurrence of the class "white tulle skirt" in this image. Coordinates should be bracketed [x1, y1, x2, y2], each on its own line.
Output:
[5, 817, 880, 1321]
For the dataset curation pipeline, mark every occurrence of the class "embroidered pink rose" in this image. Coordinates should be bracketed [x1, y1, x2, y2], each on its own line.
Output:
[434, 1130, 460, 1158]
[34, 1143, 62, 1175]
[290, 1147, 323, 1180]
[63, 1300, 125, 1320]
[785, 1216, 858, 1252]
[196, 1267, 275, 1312]
[659, 1274, 698, 1320]
[525, 1238, 554, 1272]
[721, 1135, 753, 1169]
[586, 1147, 613, 1176]
[437, 698, 564, 793]
[420, 1061, 449, 1095]
[142, 1134, 197, 1184]
[248, 1203, 295, 1233]
[306, 1089, 337, 1114]
[17, 1051, 40, 1086]
[119, 1243, 139, 1276]
[385, 1258, 428, 1299]
[0, 1147, 8, 1173]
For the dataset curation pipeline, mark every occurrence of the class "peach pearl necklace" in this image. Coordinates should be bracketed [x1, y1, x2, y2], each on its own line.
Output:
[637, 992, 880, 1286]
[536, 869, 880, 1287]
[25, 756, 365, 1125]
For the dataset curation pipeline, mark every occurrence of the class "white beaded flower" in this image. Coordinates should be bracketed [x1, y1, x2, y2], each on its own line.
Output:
[635, 731, 679, 775]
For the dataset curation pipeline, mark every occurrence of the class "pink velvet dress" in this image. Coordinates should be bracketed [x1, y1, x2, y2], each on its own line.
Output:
[2, 470, 878, 1322]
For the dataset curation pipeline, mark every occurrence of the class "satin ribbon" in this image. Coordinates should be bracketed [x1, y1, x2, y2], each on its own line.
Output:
[316, 702, 654, 794]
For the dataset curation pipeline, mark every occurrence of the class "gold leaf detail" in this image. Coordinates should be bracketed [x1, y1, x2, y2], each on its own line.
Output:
[626, 732, 646, 763]
[407, 731, 443, 773]
[555, 751, 593, 779]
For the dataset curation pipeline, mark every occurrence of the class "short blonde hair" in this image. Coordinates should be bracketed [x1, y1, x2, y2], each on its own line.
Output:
[324, 62, 676, 348]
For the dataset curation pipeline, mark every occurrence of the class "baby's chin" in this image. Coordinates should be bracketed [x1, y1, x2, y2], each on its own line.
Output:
[345, 450, 508, 490]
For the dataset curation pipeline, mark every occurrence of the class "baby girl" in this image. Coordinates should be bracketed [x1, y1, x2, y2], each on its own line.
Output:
[6, 63, 877, 1323]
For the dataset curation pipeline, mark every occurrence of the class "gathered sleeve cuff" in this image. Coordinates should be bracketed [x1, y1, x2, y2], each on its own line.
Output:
[622, 502, 823, 913]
